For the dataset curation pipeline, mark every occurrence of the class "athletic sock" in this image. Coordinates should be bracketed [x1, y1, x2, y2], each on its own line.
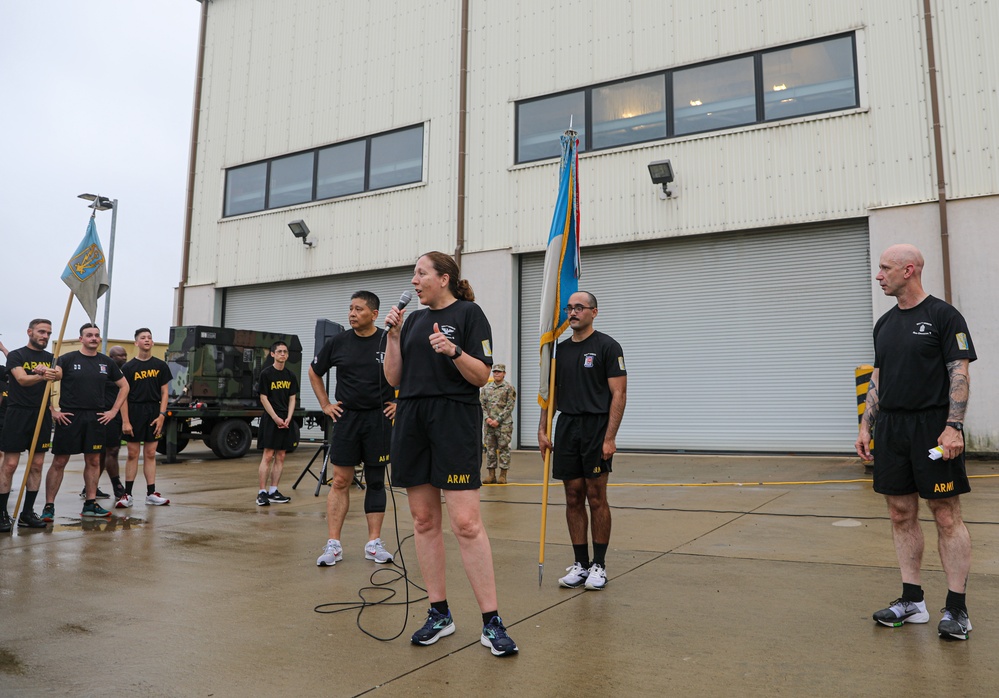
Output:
[431, 600, 449, 616]
[902, 583, 924, 603]
[482, 611, 499, 626]
[946, 590, 967, 613]
[84, 499, 96, 507]
[572, 543, 590, 567]
[260, 489, 268, 495]
[147, 484, 156, 496]
[592, 543, 608, 567]
[111, 476, 123, 492]
[125, 480, 134, 496]
[268, 486, 277, 495]
[22, 490, 39, 512]
[0, 491, 10, 509]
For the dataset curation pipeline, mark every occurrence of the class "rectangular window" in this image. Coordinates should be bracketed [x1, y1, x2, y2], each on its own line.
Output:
[592, 75, 666, 150]
[222, 123, 426, 217]
[514, 33, 860, 163]
[224, 163, 267, 217]
[268, 152, 314, 208]
[369, 125, 424, 191]
[672, 56, 756, 136]
[762, 35, 857, 120]
[517, 91, 586, 163]
[317, 140, 365, 199]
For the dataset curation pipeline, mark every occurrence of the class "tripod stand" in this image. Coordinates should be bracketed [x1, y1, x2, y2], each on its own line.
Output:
[292, 414, 365, 496]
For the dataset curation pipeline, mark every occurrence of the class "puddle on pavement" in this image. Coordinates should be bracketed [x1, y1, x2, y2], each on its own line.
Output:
[0, 647, 26, 675]
[50, 516, 146, 533]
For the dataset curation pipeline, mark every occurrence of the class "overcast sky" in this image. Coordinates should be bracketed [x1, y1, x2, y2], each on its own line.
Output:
[0, 1, 201, 354]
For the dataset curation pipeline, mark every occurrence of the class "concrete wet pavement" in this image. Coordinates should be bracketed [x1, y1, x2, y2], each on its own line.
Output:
[3, 447, 999, 696]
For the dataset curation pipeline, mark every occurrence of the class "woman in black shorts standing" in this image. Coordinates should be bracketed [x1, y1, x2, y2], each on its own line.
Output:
[383, 251, 518, 657]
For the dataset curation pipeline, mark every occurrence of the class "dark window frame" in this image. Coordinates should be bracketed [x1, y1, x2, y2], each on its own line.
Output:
[222, 123, 425, 218]
[515, 32, 859, 164]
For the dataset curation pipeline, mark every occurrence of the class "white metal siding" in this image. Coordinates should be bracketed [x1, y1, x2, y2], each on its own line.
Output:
[222, 267, 416, 413]
[519, 221, 872, 452]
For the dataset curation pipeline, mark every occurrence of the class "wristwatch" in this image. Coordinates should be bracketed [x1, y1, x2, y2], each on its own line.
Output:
[946, 421, 963, 432]
[451, 345, 463, 359]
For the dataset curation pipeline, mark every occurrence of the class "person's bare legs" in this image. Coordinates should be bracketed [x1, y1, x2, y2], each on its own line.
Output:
[409, 484, 447, 602]
[444, 488, 498, 613]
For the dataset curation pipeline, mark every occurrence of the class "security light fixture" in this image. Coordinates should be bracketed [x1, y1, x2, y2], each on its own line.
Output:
[78, 192, 114, 211]
[647, 159, 675, 198]
[288, 219, 314, 248]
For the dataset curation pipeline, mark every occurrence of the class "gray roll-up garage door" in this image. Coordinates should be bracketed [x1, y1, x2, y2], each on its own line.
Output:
[519, 220, 873, 453]
[223, 267, 415, 414]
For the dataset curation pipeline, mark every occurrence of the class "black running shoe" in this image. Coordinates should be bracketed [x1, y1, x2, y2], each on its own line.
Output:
[256, 492, 270, 507]
[267, 490, 291, 503]
[411, 608, 455, 646]
[18, 510, 48, 529]
[0, 509, 12, 533]
[938, 607, 972, 640]
[80, 488, 112, 499]
[480, 616, 519, 656]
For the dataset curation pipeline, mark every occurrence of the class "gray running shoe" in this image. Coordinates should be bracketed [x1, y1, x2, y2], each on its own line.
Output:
[873, 598, 929, 627]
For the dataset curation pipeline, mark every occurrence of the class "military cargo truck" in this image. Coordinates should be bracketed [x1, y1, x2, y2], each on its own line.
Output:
[159, 326, 310, 463]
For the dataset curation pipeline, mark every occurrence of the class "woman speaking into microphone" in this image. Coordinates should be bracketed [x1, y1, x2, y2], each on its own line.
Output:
[383, 251, 518, 657]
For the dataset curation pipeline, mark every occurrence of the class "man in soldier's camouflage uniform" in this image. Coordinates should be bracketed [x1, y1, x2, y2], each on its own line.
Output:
[480, 364, 516, 484]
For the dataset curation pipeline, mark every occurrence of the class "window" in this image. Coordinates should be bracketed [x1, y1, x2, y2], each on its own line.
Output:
[515, 33, 859, 163]
[517, 92, 586, 163]
[673, 57, 756, 136]
[370, 127, 424, 190]
[224, 163, 267, 217]
[317, 141, 365, 199]
[762, 35, 857, 120]
[268, 152, 314, 208]
[592, 75, 666, 149]
[222, 124, 425, 217]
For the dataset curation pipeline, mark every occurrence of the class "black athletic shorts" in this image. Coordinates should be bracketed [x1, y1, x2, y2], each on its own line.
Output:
[552, 413, 613, 481]
[330, 408, 391, 468]
[53, 409, 105, 456]
[0, 405, 52, 453]
[257, 415, 297, 451]
[391, 397, 481, 490]
[125, 402, 162, 443]
[0, 399, 7, 437]
[103, 415, 123, 448]
[873, 407, 970, 499]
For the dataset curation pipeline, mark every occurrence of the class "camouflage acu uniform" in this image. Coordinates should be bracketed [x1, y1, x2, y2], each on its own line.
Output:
[480, 372, 516, 473]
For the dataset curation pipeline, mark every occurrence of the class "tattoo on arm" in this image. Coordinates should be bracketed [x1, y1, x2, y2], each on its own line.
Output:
[863, 376, 879, 429]
[946, 359, 970, 422]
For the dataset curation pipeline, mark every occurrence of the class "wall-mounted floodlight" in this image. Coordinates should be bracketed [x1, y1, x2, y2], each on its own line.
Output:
[288, 219, 314, 248]
[647, 159, 676, 199]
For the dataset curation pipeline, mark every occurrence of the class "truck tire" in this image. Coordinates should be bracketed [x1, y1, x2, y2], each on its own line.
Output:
[157, 437, 189, 456]
[210, 419, 253, 459]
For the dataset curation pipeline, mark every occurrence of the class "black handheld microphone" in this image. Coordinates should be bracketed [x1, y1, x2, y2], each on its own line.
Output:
[386, 290, 414, 329]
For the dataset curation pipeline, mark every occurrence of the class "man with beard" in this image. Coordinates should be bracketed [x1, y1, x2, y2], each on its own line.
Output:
[0, 319, 59, 531]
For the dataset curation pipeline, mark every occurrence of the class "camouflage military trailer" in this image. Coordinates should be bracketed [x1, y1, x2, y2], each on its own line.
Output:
[158, 326, 309, 463]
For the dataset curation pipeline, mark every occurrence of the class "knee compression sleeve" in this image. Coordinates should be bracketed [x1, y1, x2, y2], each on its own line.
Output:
[363, 465, 387, 513]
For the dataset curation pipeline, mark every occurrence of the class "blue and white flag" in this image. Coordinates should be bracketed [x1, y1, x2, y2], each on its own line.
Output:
[538, 131, 581, 408]
[61, 217, 109, 323]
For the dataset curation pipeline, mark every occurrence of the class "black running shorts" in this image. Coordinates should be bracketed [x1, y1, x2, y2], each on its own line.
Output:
[330, 408, 391, 469]
[391, 397, 481, 490]
[552, 413, 613, 481]
[0, 405, 52, 453]
[257, 416, 297, 451]
[53, 409, 105, 456]
[125, 402, 162, 443]
[873, 407, 970, 499]
[103, 415, 123, 448]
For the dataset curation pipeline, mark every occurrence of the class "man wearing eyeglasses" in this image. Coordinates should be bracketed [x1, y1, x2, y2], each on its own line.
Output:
[480, 364, 516, 484]
[538, 291, 627, 591]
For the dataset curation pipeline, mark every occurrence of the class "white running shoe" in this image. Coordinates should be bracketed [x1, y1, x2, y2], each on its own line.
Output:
[873, 598, 930, 627]
[584, 563, 607, 590]
[145, 492, 170, 506]
[558, 562, 589, 588]
[317, 539, 343, 567]
[115, 494, 134, 509]
[364, 538, 394, 563]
